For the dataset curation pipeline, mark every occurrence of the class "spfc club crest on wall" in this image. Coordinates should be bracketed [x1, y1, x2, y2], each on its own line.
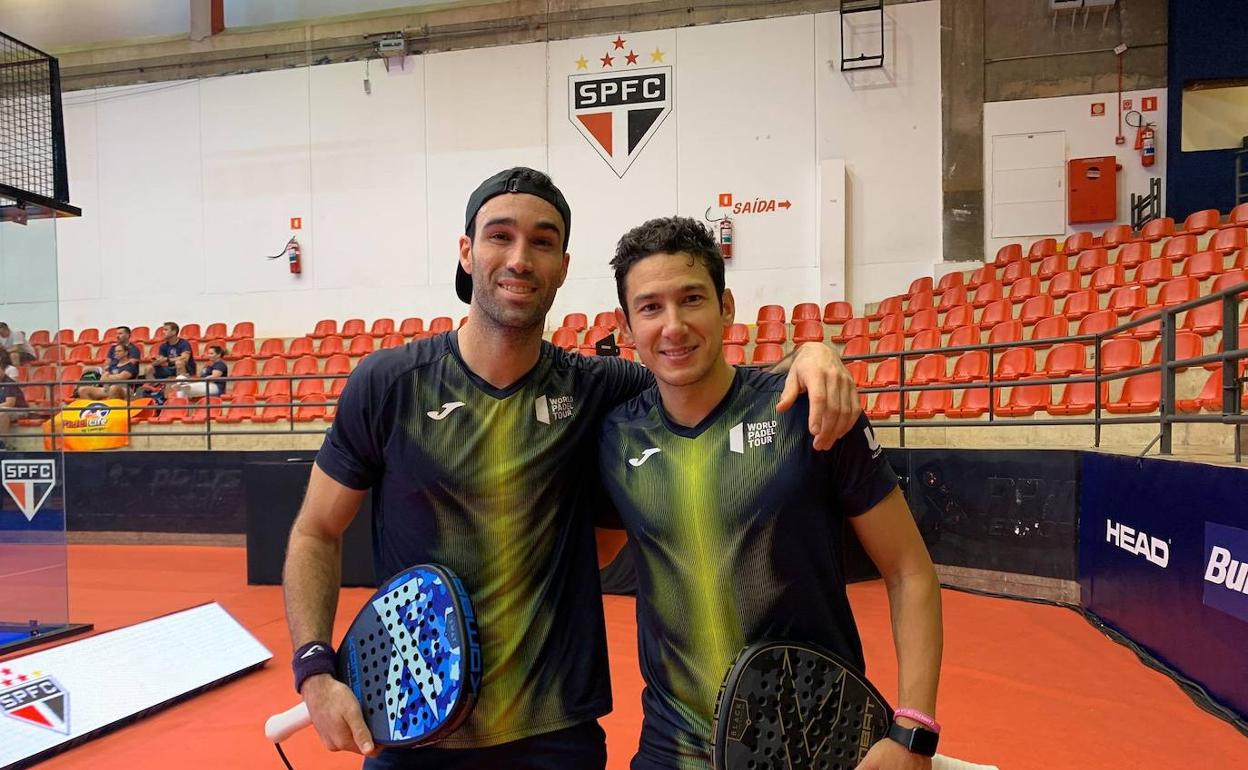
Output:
[569, 36, 673, 178]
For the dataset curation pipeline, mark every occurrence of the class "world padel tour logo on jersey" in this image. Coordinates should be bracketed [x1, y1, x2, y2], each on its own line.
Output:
[2, 459, 57, 522]
[0, 668, 70, 734]
[569, 36, 672, 178]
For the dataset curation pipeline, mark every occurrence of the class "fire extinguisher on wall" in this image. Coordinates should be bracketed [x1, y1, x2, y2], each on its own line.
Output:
[287, 237, 302, 274]
[1128, 110, 1157, 168]
[718, 216, 734, 259]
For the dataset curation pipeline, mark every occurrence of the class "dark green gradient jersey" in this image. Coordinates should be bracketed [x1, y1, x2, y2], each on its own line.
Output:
[317, 332, 650, 749]
[598, 368, 899, 769]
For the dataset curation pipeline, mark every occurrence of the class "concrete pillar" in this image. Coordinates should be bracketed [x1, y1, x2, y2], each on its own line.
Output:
[941, 0, 985, 264]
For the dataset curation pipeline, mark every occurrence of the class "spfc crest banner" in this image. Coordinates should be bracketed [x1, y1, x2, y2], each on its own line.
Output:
[569, 65, 673, 178]
[1, 459, 56, 522]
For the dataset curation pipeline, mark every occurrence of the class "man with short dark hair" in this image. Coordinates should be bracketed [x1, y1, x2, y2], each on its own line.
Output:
[78, 343, 139, 400]
[281, 168, 862, 770]
[107, 326, 141, 370]
[146, 321, 195, 380]
[601, 216, 943, 770]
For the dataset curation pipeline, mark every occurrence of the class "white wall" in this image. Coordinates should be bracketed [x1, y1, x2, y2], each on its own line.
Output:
[48, 1, 943, 336]
[983, 88, 1168, 260]
[0, 0, 190, 49]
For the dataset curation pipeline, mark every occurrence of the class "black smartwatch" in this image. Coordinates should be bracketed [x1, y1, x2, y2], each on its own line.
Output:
[887, 720, 939, 757]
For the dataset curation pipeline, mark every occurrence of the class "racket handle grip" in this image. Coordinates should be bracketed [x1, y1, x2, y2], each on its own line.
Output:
[265, 701, 312, 743]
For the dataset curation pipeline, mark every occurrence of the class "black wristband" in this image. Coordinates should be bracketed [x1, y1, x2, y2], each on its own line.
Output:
[292, 641, 337, 694]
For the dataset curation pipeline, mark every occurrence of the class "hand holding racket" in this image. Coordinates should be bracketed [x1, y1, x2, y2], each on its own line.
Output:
[265, 564, 481, 764]
[712, 641, 996, 770]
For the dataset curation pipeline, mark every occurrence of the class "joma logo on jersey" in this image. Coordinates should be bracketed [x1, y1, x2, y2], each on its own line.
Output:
[728, 420, 776, 454]
[0, 672, 70, 734]
[534, 395, 574, 424]
[2, 459, 57, 522]
[569, 66, 672, 178]
[1106, 519, 1170, 568]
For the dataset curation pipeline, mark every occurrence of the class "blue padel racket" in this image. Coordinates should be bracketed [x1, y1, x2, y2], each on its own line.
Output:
[712, 640, 891, 770]
[266, 564, 481, 752]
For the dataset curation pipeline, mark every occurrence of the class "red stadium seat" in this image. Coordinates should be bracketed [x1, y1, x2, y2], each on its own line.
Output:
[723, 345, 746, 365]
[1064, 231, 1095, 255]
[755, 322, 787, 344]
[369, 318, 396, 338]
[254, 402, 292, 423]
[295, 378, 325, 400]
[994, 243, 1022, 267]
[1073, 247, 1109, 276]
[1211, 227, 1247, 254]
[347, 335, 374, 357]
[180, 323, 202, 342]
[1140, 217, 1175, 242]
[1134, 257, 1173, 287]
[1061, 289, 1099, 320]
[998, 383, 1051, 417]
[873, 313, 904, 339]
[429, 317, 455, 334]
[1089, 264, 1126, 293]
[1128, 308, 1161, 341]
[1028, 237, 1057, 262]
[583, 326, 613, 349]
[905, 309, 938, 337]
[1181, 208, 1220, 235]
[1181, 302, 1224, 337]
[257, 338, 285, 358]
[845, 360, 869, 387]
[905, 291, 934, 316]
[1019, 295, 1055, 326]
[875, 333, 906, 356]
[867, 391, 908, 420]
[1098, 338, 1142, 374]
[792, 320, 824, 344]
[994, 347, 1036, 381]
[283, 337, 314, 359]
[227, 378, 257, 401]
[1107, 285, 1148, 316]
[1161, 234, 1198, 263]
[294, 397, 329, 423]
[339, 319, 365, 338]
[1101, 224, 1135, 249]
[314, 336, 344, 359]
[218, 395, 257, 423]
[966, 266, 995, 290]
[228, 321, 255, 341]
[1152, 331, 1204, 370]
[869, 358, 900, 388]
[911, 388, 953, 419]
[1043, 342, 1086, 377]
[1183, 250, 1224, 280]
[979, 299, 1014, 328]
[1077, 310, 1116, 337]
[55, 329, 75, 346]
[28, 330, 51, 347]
[152, 397, 190, 424]
[823, 301, 853, 324]
[972, 281, 1003, 308]
[261, 357, 288, 377]
[261, 378, 292, 402]
[723, 324, 749, 345]
[380, 333, 405, 350]
[1007, 277, 1041, 303]
[1106, 372, 1161, 414]
[835, 317, 870, 343]
[752, 343, 784, 365]
[757, 305, 786, 324]
[908, 276, 934, 295]
[1048, 271, 1082, 299]
[947, 325, 981, 348]
[1115, 241, 1152, 270]
[232, 358, 257, 378]
[1229, 203, 1248, 227]
[399, 318, 424, 337]
[867, 296, 903, 321]
[66, 345, 93, 365]
[842, 336, 870, 358]
[792, 303, 821, 322]
[936, 272, 964, 295]
[910, 354, 948, 385]
[911, 329, 942, 352]
[323, 355, 351, 375]
[1212, 268, 1248, 294]
[946, 387, 990, 418]
[76, 328, 99, 345]
[1048, 381, 1109, 416]
[292, 356, 319, 376]
[1037, 254, 1067, 281]
[311, 319, 337, 339]
[1030, 315, 1069, 345]
[940, 304, 975, 332]
[561, 313, 589, 333]
[204, 323, 227, 340]
[100, 327, 119, 344]
[938, 286, 969, 312]
[988, 320, 1023, 345]
[1001, 260, 1032, 285]
[950, 350, 989, 383]
[1156, 276, 1199, 308]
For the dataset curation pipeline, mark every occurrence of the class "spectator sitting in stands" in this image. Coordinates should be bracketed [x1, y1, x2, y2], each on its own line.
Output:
[0, 322, 36, 364]
[145, 321, 195, 382]
[171, 345, 227, 400]
[78, 343, 139, 400]
[1, 349, 19, 381]
[108, 326, 141, 369]
[0, 370, 27, 450]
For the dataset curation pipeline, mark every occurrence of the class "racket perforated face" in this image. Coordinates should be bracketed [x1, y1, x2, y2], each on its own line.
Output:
[712, 642, 892, 770]
[337, 564, 481, 747]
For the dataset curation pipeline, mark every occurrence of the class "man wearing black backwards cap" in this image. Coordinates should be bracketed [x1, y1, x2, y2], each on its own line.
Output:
[282, 167, 861, 769]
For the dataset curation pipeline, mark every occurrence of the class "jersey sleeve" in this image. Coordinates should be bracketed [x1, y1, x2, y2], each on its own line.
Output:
[823, 413, 899, 518]
[315, 357, 392, 490]
[590, 355, 655, 406]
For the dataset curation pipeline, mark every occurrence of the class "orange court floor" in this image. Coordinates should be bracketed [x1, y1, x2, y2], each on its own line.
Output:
[4, 545, 1244, 770]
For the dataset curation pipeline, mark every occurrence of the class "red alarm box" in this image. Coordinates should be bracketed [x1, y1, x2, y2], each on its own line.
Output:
[1068, 156, 1118, 224]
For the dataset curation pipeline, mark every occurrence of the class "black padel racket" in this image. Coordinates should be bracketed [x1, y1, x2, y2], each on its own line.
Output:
[712, 640, 891, 770]
[266, 563, 482, 750]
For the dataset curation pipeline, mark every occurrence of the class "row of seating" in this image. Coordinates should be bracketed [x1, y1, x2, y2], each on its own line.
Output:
[145, 396, 334, 425]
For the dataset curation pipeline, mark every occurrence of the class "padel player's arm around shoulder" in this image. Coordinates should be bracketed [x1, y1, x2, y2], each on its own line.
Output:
[282, 464, 377, 755]
[850, 488, 943, 746]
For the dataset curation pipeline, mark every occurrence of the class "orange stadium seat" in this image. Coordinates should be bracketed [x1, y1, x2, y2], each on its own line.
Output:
[551, 328, 578, 350]
[1135, 256, 1173, 287]
[723, 345, 746, 365]
[823, 301, 853, 324]
[582, 326, 613, 349]
[129, 326, 151, 344]
[311, 319, 337, 339]
[380, 333, 405, 350]
[261, 357, 288, 377]
[1028, 237, 1057, 262]
[1064, 231, 1095, 255]
[1157, 276, 1199, 308]
[1229, 203, 1248, 227]
[988, 320, 1023, 346]
[183, 398, 225, 425]
[875, 333, 905, 356]
[291, 356, 318, 377]
[873, 314, 904, 339]
[1211, 227, 1247, 254]
[998, 383, 1051, 417]
[1074, 247, 1109, 275]
[228, 322, 255, 341]
[66, 345, 93, 365]
[1099, 338, 1142, 374]
[1140, 217, 1175, 242]
[100, 327, 119, 344]
[368, 318, 395, 338]
[1043, 342, 1086, 377]
[399, 318, 424, 337]
[1030, 316, 1069, 345]
[1212, 268, 1248, 294]
[972, 281, 1003, 308]
[1077, 310, 1116, 337]
[180, 323, 201, 341]
[835, 317, 870, 342]
[232, 358, 257, 378]
[219, 395, 257, 423]
[967, 266, 995, 290]
[1048, 270, 1081, 298]
[867, 296, 903, 321]
[1019, 295, 1055, 326]
[936, 272, 964, 295]
[295, 378, 325, 400]
[793, 320, 824, 344]
[1116, 241, 1152, 270]
[1128, 308, 1161, 341]
[429, 317, 455, 334]
[58, 365, 84, 402]
[28, 330, 51, 347]
[1089, 264, 1125, 293]
[559, 313, 587, 334]
[752, 343, 784, 365]
[911, 388, 952, 418]
[908, 276, 934, 295]
[869, 358, 900, 388]
[77, 328, 99, 344]
[1180, 302, 1224, 337]
[979, 299, 1013, 328]
[152, 397, 190, 424]
[204, 323, 227, 340]
[55, 329, 75, 346]
[950, 350, 989, 383]
[1107, 285, 1147, 316]
[283, 337, 314, 359]
[1183, 250, 1224, 280]
[905, 291, 934, 316]
[946, 387, 989, 418]
[867, 391, 907, 420]
[842, 337, 870, 357]
[947, 324, 981, 348]
[1061, 289, 1099, 320]
[911, 353, 948, 385]
[339, 319, 365, 337]
[314, 336, 344, 358]
[1037, 254, 1066, 280]
[323, 355, 351, 376]
[1048, 381, 1108, 416]
[994, 243, 1022, 266]
[261, 378, 292, 403]
[757, 305, 786, 324]
[792, 302, 821, 322]
[845, 360, 869, 388]
[994, 347, 1036, 381]
[328, 377, 348, 400]
[257, 338, 285, 358]
[755, 322, 787, 344]
[1181, 209, 1220, 235]
[905, 309, 937, 337]
[254, 402, 291, 423]
[1101, 224, 1135, 249]
[911, 329, 941, 352]
[1161, 234, 1198, 263]
[226, 339, 255, 361]
[1001, 260, 1031, 285]
[1008, 277, 1040, 303]
[348, 335, 374, 357]
[938, 286, 969, 312]
[940, 304, 975, 332]
[1106, 372, 1161, 413]
[228, 379, 258, 400]
[1152, 331, 1204, 370]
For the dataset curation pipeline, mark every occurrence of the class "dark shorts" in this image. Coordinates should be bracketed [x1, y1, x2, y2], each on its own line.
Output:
[362, 720, 607, 770]
[152, 365, 177, 380]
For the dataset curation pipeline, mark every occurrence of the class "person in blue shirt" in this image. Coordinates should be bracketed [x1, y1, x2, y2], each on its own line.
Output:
[146, 321, 196, 380]
[79, 343, 140, 400]
[106, 326, 142, 369]
[172, 344, 228, 399]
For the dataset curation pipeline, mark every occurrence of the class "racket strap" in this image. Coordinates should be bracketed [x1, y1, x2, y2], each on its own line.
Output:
[292, 640, 337, 693]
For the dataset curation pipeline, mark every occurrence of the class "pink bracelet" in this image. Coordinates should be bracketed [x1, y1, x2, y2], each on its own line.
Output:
[893, 707, 941, 733]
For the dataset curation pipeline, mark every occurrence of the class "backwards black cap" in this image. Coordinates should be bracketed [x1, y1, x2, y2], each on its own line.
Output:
[457, 167, 572, 303]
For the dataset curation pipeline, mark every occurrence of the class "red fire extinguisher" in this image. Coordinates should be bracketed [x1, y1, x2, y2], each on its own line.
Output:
[718, 216, 734, 259]
[1134, 122, 1156, 167]
[286, 237, 302, 274]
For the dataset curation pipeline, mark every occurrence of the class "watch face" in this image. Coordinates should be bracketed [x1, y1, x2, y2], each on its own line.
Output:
[888, 722, 939, 757]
